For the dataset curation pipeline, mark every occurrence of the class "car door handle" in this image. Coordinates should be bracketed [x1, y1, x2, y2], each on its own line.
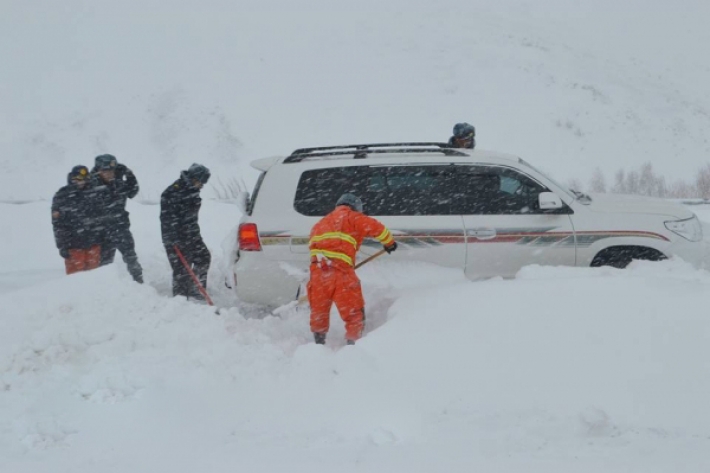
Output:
[467, 228, 497, 240]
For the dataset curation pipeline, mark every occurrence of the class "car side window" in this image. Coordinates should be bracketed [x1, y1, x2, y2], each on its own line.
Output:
[500, 176, 521, 195]
[293, 165, 549, 217]
[294, 166, 367, 216]
[366, 167, 460, 215]
[457, 166, 548, 215]
[295, 165, 462, 216]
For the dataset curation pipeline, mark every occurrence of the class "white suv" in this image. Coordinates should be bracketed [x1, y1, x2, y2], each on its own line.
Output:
[231, 143, 703, 306]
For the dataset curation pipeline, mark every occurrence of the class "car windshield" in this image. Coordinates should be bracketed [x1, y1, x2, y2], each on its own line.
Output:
[518, 159, 576, 200]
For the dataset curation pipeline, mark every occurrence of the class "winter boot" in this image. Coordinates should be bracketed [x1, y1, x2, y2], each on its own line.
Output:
[314, 333, 326, 345]
[346, 339, 356, 346]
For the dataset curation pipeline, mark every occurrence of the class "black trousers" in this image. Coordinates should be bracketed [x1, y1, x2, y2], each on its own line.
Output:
[165, 241, 211, 299]
[100, 224, 143, 283]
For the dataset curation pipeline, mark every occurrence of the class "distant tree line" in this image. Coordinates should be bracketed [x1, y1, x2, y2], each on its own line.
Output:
[567, 162, 710, 200]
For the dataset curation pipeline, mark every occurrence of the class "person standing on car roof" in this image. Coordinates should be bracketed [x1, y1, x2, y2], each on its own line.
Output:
[160, 163, 212, 300]
[91, 154, 143, 283]
[51, 165, 112, 275]
[448, 122, 476, 149]
[308, 193, 397, 345]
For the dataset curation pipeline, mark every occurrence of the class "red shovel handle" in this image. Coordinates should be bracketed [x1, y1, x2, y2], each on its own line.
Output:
[174, 245, 214, 306]
[354, 248, 387, 269]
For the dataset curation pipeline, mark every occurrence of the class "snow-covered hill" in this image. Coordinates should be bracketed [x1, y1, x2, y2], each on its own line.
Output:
[2, 0, 710, 201]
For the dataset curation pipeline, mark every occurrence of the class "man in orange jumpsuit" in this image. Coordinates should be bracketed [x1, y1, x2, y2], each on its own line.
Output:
[308, 193, 397, 345]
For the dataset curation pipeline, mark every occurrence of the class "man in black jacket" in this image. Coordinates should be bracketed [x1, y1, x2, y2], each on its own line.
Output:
[160, 163, 211, 299]
[52, 165, 111, 275]
[92, 154, 143, 283]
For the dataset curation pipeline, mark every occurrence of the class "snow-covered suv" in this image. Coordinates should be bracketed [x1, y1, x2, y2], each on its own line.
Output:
[232, 143, 703, 306]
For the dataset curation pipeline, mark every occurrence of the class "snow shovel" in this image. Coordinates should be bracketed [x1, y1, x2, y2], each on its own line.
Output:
[174, 245, 215, 307]
[295, 248, 388, 304]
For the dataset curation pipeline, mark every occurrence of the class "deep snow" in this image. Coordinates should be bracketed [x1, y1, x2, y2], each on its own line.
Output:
[1, 199, 709, 472]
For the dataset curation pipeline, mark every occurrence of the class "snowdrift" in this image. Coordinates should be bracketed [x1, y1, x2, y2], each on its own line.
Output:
[2, 255, 709, 471]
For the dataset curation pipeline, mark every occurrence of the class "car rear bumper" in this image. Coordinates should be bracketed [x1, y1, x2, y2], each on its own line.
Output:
[233, 252, 306, 306]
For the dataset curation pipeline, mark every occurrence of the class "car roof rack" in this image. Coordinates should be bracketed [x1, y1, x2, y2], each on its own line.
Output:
[284, 142, 466, 163]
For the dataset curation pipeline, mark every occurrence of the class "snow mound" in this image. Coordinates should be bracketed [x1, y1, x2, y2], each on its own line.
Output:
[2, 259, 710, 471]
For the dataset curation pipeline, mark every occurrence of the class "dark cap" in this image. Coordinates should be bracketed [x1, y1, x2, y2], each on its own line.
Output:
[95, 154, 118, 171]
[68, 165, 91, 184]
[70, 165, 90, 179]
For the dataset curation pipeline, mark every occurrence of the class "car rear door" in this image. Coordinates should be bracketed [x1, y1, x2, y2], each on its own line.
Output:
[458, 164, 576, 278]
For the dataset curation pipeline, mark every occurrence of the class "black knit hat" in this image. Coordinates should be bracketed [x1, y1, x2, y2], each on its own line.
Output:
[336, 193, 363, 212]
[185, 163, 211, 184]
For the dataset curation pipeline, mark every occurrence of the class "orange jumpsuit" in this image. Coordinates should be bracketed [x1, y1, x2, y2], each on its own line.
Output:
[308, 205, 395, 342]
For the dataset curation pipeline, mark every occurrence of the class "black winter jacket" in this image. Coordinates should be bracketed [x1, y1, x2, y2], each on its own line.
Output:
[92, 164, 139, 226]
[160, 172, 204, 250]
[52, 176, 112, 251]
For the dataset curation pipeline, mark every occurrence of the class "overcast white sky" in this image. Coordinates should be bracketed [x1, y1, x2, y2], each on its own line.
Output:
[1, 0, 709, 199]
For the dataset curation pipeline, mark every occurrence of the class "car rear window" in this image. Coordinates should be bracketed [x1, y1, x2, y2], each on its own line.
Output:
[294, 165, 548, 216]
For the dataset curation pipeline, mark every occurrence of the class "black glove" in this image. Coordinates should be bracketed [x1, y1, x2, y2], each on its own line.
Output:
[384, 242, 397, 254]
[59, 248, 70, 259]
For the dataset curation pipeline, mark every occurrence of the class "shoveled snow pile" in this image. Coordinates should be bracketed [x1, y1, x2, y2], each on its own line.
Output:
[2, 255, 709, 471]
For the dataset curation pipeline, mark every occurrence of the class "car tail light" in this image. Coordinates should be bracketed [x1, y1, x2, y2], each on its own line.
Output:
[239, 223, 262, 251]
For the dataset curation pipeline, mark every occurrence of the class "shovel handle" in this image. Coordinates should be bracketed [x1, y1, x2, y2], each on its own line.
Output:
[354, 248, 387, 268]
[174, 245, 214, 306]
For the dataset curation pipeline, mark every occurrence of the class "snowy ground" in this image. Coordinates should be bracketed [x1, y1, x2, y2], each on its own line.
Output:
[1, 199, 710, 472]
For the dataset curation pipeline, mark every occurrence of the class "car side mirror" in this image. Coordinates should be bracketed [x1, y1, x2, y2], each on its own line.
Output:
[538, 192, 563, 210]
